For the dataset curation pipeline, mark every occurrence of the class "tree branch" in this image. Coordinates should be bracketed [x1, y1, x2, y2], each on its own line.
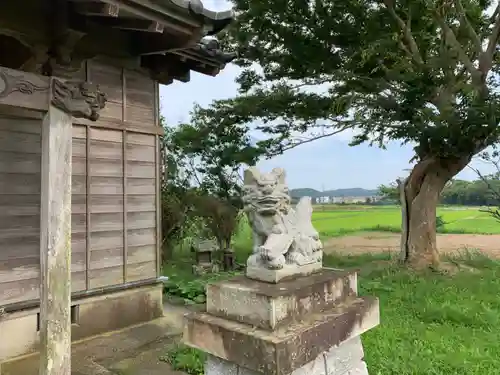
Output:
[436, 16, 478, 79]
[186, 158, 203, 186]
[478, 2, 500, 76]
[292, 77, 332, 90]
[271, 124, 355, 154]
[382, 0, 424, 65]
[454, 0, 483, 57]
[398, 40, 414, 61]
[468, 163, 500, 209]
[492, 4, 500, 22]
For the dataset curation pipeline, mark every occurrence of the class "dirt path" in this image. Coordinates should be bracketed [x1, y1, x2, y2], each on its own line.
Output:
[324, 232, 500, 257]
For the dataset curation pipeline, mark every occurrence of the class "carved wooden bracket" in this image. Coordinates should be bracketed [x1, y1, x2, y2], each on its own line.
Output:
[52, 29, 87, 68]
[47, 0, 89, 75]
[0, 70, 48, 98]
[50, 78, 107, 121]
[0, 67, 50, 112]
[20, 44, 50, 74]
[0, 67, 108, 118]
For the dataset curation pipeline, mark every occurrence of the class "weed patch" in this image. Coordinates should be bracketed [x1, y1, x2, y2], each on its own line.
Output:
[160, 344, 206, 375]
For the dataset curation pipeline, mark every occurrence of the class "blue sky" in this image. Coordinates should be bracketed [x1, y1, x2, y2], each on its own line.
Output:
[159, 0, 494, 191]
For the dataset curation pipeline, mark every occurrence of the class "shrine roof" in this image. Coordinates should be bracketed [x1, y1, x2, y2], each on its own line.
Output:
[69, 0, 237, 84]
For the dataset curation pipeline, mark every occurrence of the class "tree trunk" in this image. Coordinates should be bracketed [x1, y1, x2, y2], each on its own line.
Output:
[400, 156, 471, 268]
[397, 178, 408, 263]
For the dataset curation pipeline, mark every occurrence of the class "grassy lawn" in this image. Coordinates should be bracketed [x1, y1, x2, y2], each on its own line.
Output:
[163, 251, 500, 375]
[356, 252, 500, 375]
[162, 205, 500, 374]
[227, 206, 500, 252]
[311, 205, 500, 236]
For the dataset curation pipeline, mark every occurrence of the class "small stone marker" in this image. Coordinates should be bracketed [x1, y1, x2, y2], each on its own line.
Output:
[191, 239, 218, 275]
[183, 167, 380, 375]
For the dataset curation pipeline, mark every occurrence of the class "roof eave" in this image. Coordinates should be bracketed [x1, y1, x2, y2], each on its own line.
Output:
[116, 0, 235, 35]
[172, 0, 235, 35]
[90, 0, 236, 83]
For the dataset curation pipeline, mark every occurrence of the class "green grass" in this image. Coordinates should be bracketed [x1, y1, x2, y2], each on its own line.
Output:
[226, 206, 500, 250]
[310, 205, 500, 237]
[160, 343, 206, 375]
[162, 205, 500, 305]
[162, 258, 243, 304]
[164, 251, 500, 375]
[359, 252, 500, 375]
[161, 205, 500, 373]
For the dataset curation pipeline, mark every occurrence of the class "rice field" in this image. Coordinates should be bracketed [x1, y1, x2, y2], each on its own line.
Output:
[229, 204, 500, 261]
[310, 205, 500, 237]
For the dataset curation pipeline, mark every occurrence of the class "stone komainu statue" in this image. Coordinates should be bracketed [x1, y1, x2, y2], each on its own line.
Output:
[242, 167, 323, 270]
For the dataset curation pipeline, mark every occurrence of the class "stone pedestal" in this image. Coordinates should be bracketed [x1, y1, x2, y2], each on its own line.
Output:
[183, 268, 379, 375]
[246, 252, 323, 283]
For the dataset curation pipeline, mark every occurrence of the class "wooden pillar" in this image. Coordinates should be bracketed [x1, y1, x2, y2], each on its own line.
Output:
[39, 104, 73, 375]
[38, 78, 107, 375]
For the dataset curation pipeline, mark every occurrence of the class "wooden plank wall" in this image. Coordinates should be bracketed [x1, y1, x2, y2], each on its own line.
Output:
[88, 127, 125, 288]
[126, 133, 157, 282]
[0, 116, 42, 305]
[0, 59, 161, 306]
[82, 60, 159, 289]
[72, 125, 88, 292]
[123, 67, 158, 283]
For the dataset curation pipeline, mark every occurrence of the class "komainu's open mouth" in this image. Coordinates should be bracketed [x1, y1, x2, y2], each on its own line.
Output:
[257, 196, 280, 205]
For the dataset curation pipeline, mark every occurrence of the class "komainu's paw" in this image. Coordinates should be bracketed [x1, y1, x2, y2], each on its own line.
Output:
[286, 251, 302, 264]
[258, 245, 271, 260]
[247, 253, 261, 267]
[268, 254, 286, 269]
[258, 246, 285, 269]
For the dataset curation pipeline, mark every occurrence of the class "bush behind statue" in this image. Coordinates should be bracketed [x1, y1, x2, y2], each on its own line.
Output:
[161, 187, 244, 262]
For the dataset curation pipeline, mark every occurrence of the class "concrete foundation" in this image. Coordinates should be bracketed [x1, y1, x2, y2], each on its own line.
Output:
[184, 268, 379, 375]
[0, 284, 163, 363]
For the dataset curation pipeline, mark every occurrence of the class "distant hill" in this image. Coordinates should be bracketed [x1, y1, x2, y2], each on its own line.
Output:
[290, 187, 379, 198]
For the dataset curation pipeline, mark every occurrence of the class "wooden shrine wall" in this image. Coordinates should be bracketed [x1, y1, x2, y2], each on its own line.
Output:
[0, 59, 161, 306]
[0, 116, 43, 305]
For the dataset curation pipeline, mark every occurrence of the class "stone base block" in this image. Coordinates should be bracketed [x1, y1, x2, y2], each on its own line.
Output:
[184, 296, 379, 375]
[205, 336, 368, 375]
[246, 259, 322, 283]
[206, 269, 358, 330]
